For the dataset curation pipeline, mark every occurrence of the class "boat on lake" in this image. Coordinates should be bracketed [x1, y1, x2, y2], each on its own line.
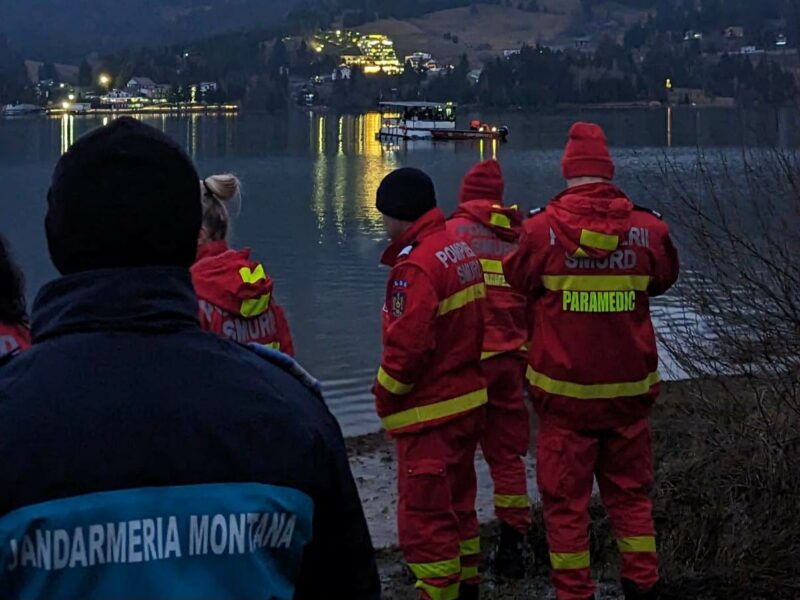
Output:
[377, 101, 508, 141]
[1, 104, 45, 118]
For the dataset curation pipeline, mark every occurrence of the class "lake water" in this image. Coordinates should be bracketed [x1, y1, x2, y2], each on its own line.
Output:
[1, 107, 798, 435]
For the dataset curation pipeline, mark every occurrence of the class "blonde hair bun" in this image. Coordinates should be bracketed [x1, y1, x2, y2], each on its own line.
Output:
[203, 174, 241, 202]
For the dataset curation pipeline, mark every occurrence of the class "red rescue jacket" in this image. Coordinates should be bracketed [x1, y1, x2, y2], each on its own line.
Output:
[191, 241, 294, 356]
[504, 182, 680, 430]
[448, 200, 527, 359]
[0, 322, 30, 359]
[374, 208, 488, 435]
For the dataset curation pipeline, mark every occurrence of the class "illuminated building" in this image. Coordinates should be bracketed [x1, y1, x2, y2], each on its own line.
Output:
[313, 30, 403, 76]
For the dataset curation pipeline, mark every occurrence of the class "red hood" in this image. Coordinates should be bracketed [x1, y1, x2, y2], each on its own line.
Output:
[381, 208, 447, 267]
[546, 182, 633, 258]
[451, 200, 522, 243]
[191, 241, 274, 316]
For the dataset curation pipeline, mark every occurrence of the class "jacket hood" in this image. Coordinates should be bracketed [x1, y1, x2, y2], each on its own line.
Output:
[546, 182, 633, 259]
[191, 241, 274, 317]
[452, 200, 522, 243]
[459, 159, 504, 204]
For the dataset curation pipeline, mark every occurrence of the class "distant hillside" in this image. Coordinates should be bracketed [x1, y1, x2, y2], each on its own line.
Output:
[352, 0, 650, 64]
[0, 0, 299, 61]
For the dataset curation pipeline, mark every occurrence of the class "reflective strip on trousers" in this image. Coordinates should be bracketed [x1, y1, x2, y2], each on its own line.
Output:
[579, 229, 619, 251]
[381, 388, 488, 432]
[481, 344, 527, 361]
[617, 536, 657, 553]
[494, 494, 530, 509]
[409, 557, 461, 580]
[460, 536, 480, 557]
[550, 551, 590, 570]
[415, 580, 460, 600]
[377, 366, 414, 395]
[541, 274, 652, 292]
[461, 565, 479, 581]
[526, 367, 661, 400]
[437, 283, 486, 316]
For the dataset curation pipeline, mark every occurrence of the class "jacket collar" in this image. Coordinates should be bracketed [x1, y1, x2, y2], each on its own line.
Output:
[196, 240, 230, 262]
[32, 267, 200, 343]
[381, 208, 446, 267]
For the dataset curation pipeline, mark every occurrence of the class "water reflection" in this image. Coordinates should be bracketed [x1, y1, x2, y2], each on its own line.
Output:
[59, 115, 75, 155]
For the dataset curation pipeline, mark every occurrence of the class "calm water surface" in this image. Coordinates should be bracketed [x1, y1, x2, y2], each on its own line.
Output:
[1, 107, 798, 435]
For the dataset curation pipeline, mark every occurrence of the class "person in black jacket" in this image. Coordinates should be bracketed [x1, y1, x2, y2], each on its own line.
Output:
[0, 117, 380, 600]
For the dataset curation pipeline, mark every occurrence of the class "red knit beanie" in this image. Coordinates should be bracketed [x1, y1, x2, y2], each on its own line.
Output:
[561, 122, 615, 181]
[459, 159, 504, 204]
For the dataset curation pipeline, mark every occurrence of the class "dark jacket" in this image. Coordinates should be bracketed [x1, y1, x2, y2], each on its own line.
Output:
[0, 267, 379, 600]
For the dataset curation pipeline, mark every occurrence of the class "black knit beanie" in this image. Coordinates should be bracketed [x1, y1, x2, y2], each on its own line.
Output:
[376, 167, 437, 221]
[46, 117, 201, 275]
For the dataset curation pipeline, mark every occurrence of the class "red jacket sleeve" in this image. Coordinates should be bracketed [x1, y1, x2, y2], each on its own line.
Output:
[503, 226, 548, 299]
[273, 304, 295, 357]
[374, 264, 438, 404]
[648, 222, 680, 297]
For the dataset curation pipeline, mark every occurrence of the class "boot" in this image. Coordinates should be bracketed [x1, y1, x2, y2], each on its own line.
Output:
[459, 582, 479, 600]
[622, 578, 661, 600]
[491, 522, 527, 579]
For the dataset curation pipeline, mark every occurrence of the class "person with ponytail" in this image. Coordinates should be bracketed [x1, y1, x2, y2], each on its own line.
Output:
[191, 174, 295, 355]
[0, 236, 30, 360]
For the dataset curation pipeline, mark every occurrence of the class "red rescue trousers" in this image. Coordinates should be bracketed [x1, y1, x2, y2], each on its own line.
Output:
[536, 418, 658, 600]
[481, 354, 531, 533]
[396, 409, 484, 600]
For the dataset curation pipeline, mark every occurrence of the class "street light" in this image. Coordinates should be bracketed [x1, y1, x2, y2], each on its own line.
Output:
[68, 94, 75, 101]
[99, 74, 111, 89]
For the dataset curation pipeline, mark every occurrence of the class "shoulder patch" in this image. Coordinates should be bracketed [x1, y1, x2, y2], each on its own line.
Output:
[634, 204, 663, 220]
[397, 244, 415, 259]
[245, 343, 323, 400]
[528, 207, 544, 218]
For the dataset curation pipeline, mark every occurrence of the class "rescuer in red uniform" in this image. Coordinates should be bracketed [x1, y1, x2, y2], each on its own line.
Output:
[191, 174, 294, 355]
[447, 160, 531, 579]
[374, 167, 488, 600]
[0, 236, 30, 360]
[503, 123, 680, 600]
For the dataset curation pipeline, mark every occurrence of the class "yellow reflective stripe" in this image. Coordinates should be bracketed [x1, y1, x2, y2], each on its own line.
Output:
[409, 557, 460, 580]
[542, 274, 651, 292]
[461, 565, 480, 581]
[460, 536, 481, 557]
[574, 247, 590, 258]
[494, 494, 530, 509]
[480, 259, 504, 274]
[579, 229, 619, 251]
[240, 293, 271, 318]
[550, 551, 590, 570]
[481, 350, 503, 360]
[480, 259, 509, 287]
[415, 581, 460, 600]
[617, 536, 657, 553]
[527, 367, 661, 400]
[438, 283, 486, 316]
[382, 388, 488, 431]
[263, 342, 281, 350]
[239, 264, 267, 284]
[490, 212, 511, 228]
[377, 366, 414, 395]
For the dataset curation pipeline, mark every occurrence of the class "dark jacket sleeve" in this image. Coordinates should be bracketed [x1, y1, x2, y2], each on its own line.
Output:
[294, 409, 380, 599]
